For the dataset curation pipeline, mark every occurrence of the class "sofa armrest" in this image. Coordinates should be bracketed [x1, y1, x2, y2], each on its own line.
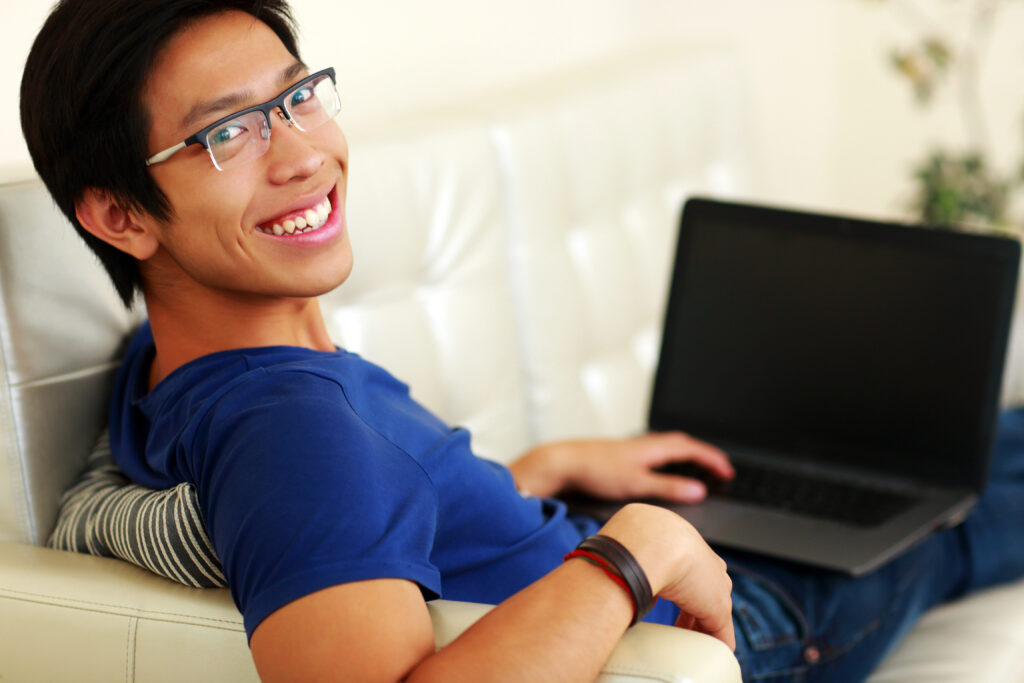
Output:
[0, 542, 256, 681]
[429, 600, 741, 683]
[0, 542, 739, 682]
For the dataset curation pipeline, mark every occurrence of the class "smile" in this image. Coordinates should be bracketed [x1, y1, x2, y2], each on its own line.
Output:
[255, 196, 333, 236]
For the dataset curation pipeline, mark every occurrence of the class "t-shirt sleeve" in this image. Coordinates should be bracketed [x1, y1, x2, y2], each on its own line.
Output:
[190, 369, 442, 640]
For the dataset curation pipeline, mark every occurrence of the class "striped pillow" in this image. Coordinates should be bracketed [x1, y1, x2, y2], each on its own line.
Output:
[48, 429, 226, 588]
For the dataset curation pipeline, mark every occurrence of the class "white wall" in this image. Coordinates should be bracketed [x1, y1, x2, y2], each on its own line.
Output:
[0, 0, 58, 179]
[2, 0, 1022, 223]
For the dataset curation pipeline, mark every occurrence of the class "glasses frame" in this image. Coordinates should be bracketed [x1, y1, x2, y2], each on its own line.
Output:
[145, 67, 338, 170]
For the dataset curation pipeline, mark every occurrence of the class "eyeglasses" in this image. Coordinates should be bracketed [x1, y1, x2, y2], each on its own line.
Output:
[145, 67, 341, 171]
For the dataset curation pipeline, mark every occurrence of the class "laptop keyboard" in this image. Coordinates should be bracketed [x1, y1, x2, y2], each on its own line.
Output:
[656, 461, 919, 527]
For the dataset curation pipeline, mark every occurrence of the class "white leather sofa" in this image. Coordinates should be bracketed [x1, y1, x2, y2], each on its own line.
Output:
[1, 44, 1022, 682]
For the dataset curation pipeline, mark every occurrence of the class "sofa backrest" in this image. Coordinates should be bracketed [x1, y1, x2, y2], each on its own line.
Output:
[326, 44, 753, 454]
[321, 126, 535, 466]
[0, 179, 142, 544]
[0, 44, 751, 545]
[496, 48, 749, 443]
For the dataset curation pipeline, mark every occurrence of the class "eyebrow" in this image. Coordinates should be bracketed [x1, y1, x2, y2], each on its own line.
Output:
[180, 61, 308, 131]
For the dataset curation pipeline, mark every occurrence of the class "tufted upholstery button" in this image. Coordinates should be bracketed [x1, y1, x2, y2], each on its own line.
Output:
[803, 644, 821, 665]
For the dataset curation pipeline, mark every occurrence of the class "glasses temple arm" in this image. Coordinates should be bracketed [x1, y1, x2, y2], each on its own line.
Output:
[145, 141, 188, 167]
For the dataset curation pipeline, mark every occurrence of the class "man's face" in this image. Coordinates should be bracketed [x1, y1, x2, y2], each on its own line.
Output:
[138, 10, 352, 303]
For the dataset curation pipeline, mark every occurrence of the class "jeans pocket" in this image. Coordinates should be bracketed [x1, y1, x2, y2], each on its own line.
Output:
[731, 566, 809, 652]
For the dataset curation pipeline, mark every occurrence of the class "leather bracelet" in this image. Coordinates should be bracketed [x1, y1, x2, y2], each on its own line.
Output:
[563, 548, 636, 618]
[570, 534, 655, 626]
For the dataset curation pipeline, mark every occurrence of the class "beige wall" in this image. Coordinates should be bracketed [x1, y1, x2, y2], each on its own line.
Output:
[834, 1, 1024, 222]
[2, 0, 1021, 223]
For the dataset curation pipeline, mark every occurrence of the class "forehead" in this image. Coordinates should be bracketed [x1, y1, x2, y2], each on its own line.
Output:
[143, 10, 296, 141]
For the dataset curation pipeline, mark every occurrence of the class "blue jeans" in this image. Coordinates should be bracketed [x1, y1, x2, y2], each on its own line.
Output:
[722, 408, 1024, 682]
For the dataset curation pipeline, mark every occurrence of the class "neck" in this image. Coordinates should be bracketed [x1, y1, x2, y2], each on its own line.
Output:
[143, 286, 334, 389]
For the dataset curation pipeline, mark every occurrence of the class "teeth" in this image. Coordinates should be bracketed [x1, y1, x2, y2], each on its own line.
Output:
[258, 195, 334, 235]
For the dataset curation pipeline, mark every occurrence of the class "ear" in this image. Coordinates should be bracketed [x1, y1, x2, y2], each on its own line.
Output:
[75, 188, 160, 260]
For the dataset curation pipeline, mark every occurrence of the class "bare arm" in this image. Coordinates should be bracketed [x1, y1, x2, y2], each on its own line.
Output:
[250, 503, 733, 682]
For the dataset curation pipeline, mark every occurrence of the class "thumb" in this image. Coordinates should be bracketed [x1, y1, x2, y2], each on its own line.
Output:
[639, 472, 706, 503]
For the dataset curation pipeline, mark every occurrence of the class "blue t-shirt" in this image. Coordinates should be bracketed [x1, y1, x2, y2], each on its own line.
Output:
[110, 322, 679, 637]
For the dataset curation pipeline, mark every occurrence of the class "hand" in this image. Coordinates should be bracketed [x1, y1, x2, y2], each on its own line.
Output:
[599, 503, 735, 649]
[512, 432, 733, 502]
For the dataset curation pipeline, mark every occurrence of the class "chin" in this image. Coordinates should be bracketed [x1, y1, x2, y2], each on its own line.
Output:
[298, 256, 354, 298]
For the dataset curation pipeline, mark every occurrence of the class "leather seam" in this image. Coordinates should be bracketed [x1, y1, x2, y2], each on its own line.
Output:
[598, 662, 690, 682]
[12, 361, 122, 390]
[124, 616, 136, 683]
[130, 616, 139, 682]
[0, 317, 32, 543]
[0, 588, 242, 627]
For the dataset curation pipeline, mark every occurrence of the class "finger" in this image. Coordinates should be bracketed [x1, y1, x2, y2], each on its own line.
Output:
[687, 585, 736, 650]
[676, 612, 737, 651]
[673, 545, 735, 649]
[674, 598, 736, 650]
[644, 431, 730, 466]
[639, 472, 707, 503]
[653, 432, 734, 479]
[697, 615, 736, 651]
[697, 565, 736, 650]
[674, 613, 696, 630]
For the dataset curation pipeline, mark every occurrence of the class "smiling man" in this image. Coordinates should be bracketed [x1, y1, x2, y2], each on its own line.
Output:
[83, 19, 352, 370]
[20, 1, 737, 680]
[19, 0, 1024, 681]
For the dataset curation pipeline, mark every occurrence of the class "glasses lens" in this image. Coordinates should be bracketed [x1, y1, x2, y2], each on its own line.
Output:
[285, 74, 341, 132]
[206, 111, 271, 170]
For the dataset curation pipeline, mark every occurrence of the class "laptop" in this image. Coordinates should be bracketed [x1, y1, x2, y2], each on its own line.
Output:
[565, 198, 1021, 575]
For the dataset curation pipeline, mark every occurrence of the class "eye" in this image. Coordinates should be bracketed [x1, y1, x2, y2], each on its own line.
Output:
[209, 121, 248, 146]
[289, 85, 315, 108]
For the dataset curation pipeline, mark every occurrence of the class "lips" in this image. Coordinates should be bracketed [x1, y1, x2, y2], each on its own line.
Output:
[253, 185, 344, 247]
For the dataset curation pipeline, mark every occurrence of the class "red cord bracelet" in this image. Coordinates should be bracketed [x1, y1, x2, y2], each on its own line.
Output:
[565, 535, 656, 626]
[564, 548, 637, 622]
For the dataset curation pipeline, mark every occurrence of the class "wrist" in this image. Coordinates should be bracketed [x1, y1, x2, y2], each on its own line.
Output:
[510, 442, 574, 497]
[596, 503, 693, 596]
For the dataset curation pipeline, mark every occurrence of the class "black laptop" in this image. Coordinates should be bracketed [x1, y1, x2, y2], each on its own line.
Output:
[567, 198, 1020, 575]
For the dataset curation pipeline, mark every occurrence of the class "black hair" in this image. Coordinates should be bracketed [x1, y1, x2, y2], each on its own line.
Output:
[20, 0, 302, 307]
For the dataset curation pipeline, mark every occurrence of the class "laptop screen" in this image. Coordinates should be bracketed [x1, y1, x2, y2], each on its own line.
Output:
[650, 199, 1020, 489]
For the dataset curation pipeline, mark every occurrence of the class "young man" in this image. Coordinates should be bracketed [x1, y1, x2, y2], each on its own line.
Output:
[20, 0, 1024, 680]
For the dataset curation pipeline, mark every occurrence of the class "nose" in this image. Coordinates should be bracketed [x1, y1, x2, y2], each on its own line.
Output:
[273, 108, 293, 128]
[264, 110, 324, 184]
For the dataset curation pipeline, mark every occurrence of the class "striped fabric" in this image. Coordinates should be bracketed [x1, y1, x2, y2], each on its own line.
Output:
[48, 429, 226, 588]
